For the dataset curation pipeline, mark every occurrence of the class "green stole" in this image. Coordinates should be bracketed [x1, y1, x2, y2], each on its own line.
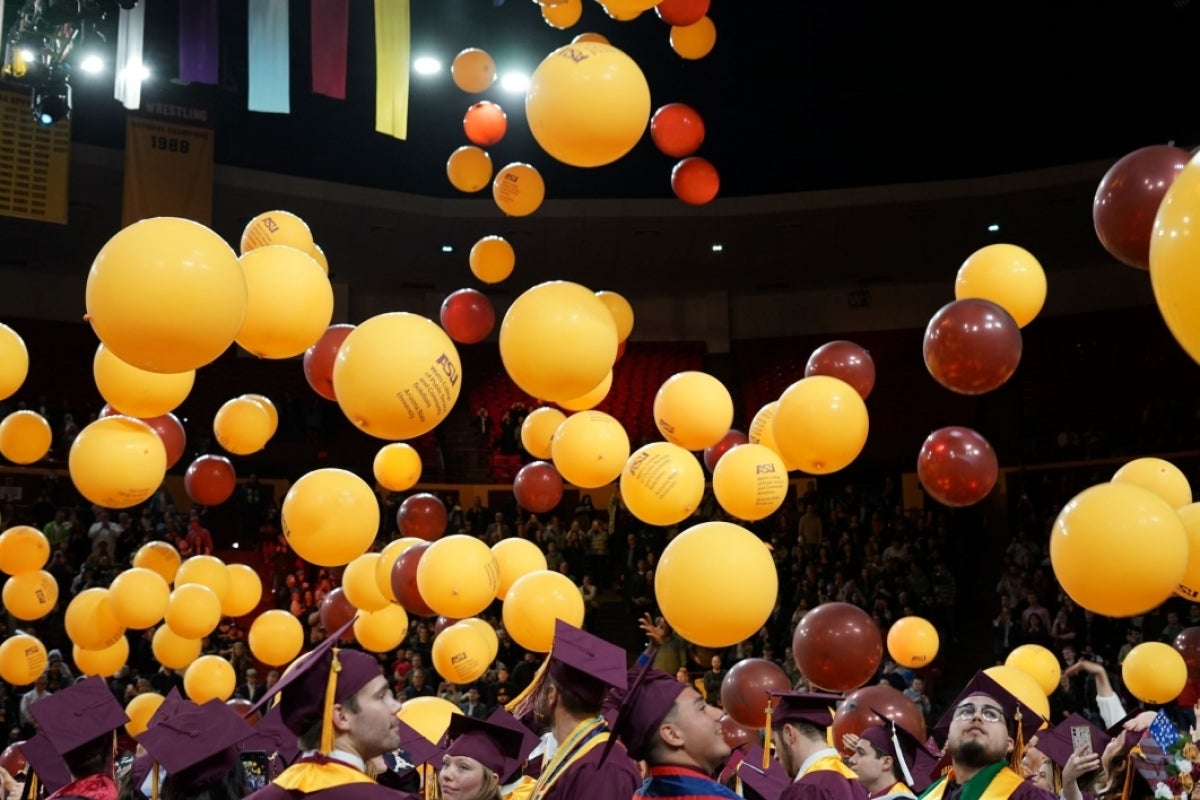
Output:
[918, 762, 1025, 800]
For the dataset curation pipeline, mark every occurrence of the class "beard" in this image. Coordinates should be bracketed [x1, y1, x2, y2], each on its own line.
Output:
[952, 739, 1001, 769]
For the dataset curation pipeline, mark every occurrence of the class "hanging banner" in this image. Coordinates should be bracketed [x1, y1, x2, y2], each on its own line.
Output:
[121, 100, 214, 227]
[0, 88, 70, 224]
[312, 0, 349, 99]
[374, 0, 410, 139]
[178, 0, 220, 85]
[248, 0, 290, 113]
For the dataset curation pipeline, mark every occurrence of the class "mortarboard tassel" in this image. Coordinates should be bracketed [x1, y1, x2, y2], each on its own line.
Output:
[1010, 708, 1025, 772]
[320, 648, 343, 755]
[889, 723, 914, 789]
[762, 699, 773, 770]
[1120, 745, 1142, 800]
[151, 760, 159, 800]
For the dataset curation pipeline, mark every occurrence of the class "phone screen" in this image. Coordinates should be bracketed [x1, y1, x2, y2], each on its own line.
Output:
[241, 750, 272, 793]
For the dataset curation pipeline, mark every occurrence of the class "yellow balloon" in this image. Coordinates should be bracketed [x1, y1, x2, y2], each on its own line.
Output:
[152, 625, 202, 670]
[670, 16, 716, 60]
[69, 416, 167, 509]
[954, 244, 1047, 329]
[451, 48, 496, 94]
[374, 443, 423, 492]
[165, 583, 222, 639]
[432, 622, 491, 684]
[620, 442, 705, 526]
[175, 555, 231, 603]
[983, 665, 1050, 720]
[310, 243, 330, 274]
[469, 236, 515, 284]
[223, 564, 263, 618]
[213, 396, 274, 456]
[1151, 158, 1200, 365]
[747, 402, 800, 472]
[521, 407, 566, 460]
[134, 541, 182, 585]
[2, 570, 58, 621]
[398, 696, 462, 743]
[418, 535, 500, 618]
[526, 43, 649, 168]
[184, 654, 236, 703]
[124, 692, 165, 738]
[551, 411, 630, 489]
[332, 313, 463, 441]
[493, 162, 545, 217]
[108, 568, 170, 629]
[1112, 457, 1192, 509]
[343, 554, 391, 612]
[249, 610, 305, 666]
[448, 146, 494, 193]
[0, 633, 47, 685]
[1177, 503, 1200, 601]
[572, 32, 610, 45]
[242, 393, 279, 438]
[73, 637, 129, 678]
[65, 588, 125, 650]
[459, 618, 500, 665]
[711, 443, 789, 522]
[236, 245, 334, 359]
[492, 538, 549, 600]
[239, 210, 315, 255]
[595, 291, 634, 341]
[773, 376, 869, 475]
[282, 468, 380, 567]
[886, 616, 940, 670]
[655, 521, 778, 648]
[653, 372, 733, 451]
[376, 537, 424, 602]
[85, 216, 247, 374]
[0, 323, 28, 402]
[1050, 482, 1187, 617]
[93, 344, 194, 418]
[558, 372, 613, 412]
[503, 570, 585, 653]
[0, 525, 50, 575]
[1005, 644, 1061, 697]
[354, 603, 410, 653]
[1123, 642, 1187, 704]
[0, 411, 52, 465]
[542, 0, 581, 28]
[501, 281, 617, 403]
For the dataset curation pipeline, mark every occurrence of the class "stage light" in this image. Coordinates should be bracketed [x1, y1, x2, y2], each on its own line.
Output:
[31, 78, 70, 126]
[500, 71, 529, 93]
[80, 54, 103, 74]
[414, 56, 441, 75]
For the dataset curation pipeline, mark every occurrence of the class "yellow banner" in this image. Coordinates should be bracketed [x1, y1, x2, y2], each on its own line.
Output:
[0, 88, 70, 224]
[122, 102, 214, 227]
[374, 0, 410, 140]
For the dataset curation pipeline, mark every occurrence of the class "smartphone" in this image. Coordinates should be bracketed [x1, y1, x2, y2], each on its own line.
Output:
[1071, 725, 1093, 756]
[241, 750, 272, 793]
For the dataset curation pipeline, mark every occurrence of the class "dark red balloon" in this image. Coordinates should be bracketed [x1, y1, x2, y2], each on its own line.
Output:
[303, 324, 355, 402]
[464, 101, 507, 147]
[655, 0, 710, 26]
[397, 493, 448, 541]
[513, 461, 564, 514]
[226, 698, 262, 723]
[1175, 627, 1200, 680]
[805, 341, 876, 400]
[832, 684, 926, 750]
[1094, 145, 1190, 270]
[917, 426, 998, 508]
[440, 289, 496, 345]
[142, 413, 187, 470]
[391, 542, 436, 617]
[792, 602, 883, 692]
[615, 340, 627, 363]
[704, 429, 748, 473]
[2, 742, 26, 776]
[651, 103, 705, 158]
[719, 714, 758, 751]
[434, 615, 460, 635]
[720, 658, 793, 728]
[671, 157, 719, 206]
[922, 298, 1022, 396]
[184, 454, 237, 506]
[319, 587, 357, 639]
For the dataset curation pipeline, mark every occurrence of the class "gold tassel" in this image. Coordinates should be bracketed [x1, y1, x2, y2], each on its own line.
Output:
[320, 648, 342, 755]
[505, 654, 551, 718]
[151, 760, 159, 800]
[1120, 745, 1143, 800]
[1010, 708, 1025, 772]
[763, 700, 774, 770]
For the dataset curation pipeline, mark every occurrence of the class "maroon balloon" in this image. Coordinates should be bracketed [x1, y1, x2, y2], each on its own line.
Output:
[303, 324, 355, 402]
[184, 454, 237, 506]
[1, 742, 25, 776]
[319, 588, 357, 639]
[923, 298, 1022, 396]
[434, 615, 461, 635]
[226, 698, 262, 724]
[805, 340, 876, 400]
[142, 413, 187, 470]
[1094, 145, 1190, 270]
[916, 426, 998, 508]
[720, 658, 793, 729]
[719, 714, 758, 751]
[397, 493, 448, 541]
[792, 602, 884, 692]
[650, 103, 705, 159]
[513, 461, 564, 514]
[1175, 627, 1200, 680]
[391, 542, 436, 617]
[655, 0, 710, 26]
[440, 289, 496, 345]
[832, 684, 926, 749]
[703, 429, 748, 473]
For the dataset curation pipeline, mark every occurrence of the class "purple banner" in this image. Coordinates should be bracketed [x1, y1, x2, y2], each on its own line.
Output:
[178, 0, 219, 85]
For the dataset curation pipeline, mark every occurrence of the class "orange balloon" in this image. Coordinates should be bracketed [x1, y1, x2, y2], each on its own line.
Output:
[470, 236, 515, 284]
[670, 16, 716, 59]
[464, 102, 507, 148]
[493, 163, 545, 217]
[452, 48, 496, 93]
[448, 146, 493, 194]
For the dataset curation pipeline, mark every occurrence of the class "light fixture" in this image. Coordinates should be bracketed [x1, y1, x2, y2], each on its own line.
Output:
[441, 245, 454, 253]
[500, 71, 529, 94]
[711, 243, 723, 252]
[31, 76, 70, 126]
[413, 56, 441, 75]
[987, 223, 1000, 232]
[80, 54, 103, 74]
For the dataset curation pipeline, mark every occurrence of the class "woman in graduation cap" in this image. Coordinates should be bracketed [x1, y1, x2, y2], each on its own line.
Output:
[1022, 714, 1105, 800]
[438, 714, 537, 800]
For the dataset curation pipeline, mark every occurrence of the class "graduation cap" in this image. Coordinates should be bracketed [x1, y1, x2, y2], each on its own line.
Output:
[28, 676, 129, 761]
[1036, 714, 1111, 771]
[606, 666, 688, 762]
[486, 708, 540, 782]
[138, 699, 256, 787]
[738, 744, 790, 800]
[443, 714, 535, 784]
[859, 710, 942, 794]
[933, 671, 1044, 743]
[238, 705, 300, 779]
[18, 734, 72, 795]
[762, 691, 841, 770]
[508, 621, 628, 723]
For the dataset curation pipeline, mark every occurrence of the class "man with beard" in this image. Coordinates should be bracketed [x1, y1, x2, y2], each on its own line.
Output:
[919, 672, 1055, 800]
[766, 692, 867, 800]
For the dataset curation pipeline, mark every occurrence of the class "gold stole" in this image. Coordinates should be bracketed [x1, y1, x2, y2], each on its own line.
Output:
[274, 761, 377, 791]
[530, 718, 609, 800]
[803, 753, 861, 781]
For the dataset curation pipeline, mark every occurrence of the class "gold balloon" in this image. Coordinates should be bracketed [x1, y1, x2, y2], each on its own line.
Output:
[223, 564, 263, 618]
[711, 443, 788, 522]
[653, 371, 733, 451]
[375, 537, 424, 602]
[469, 236, 515, 284]
[2, 570, 59, 621]
[124, 692, 165, 737]
[983, 665, 1050, 720]
[165, 583, 222, 639]
[0, 525, 50, 575]
[239, 210, 315, 255]
[493, 163, 545, 217]
[448, 146, 494, 193]
[417, 536, 499, 618]
[1112, 457, 1192, 509]
[451, 48, 496, 94]
[68, 416, 167, 509]
[0, 411, 52, 465]
[241, 394, 279, 438]
[309, 243, 329, 274]
[1151, 158, 1200, 365]
[595, 291, 634, 341]
[152, 625, 201, 670]
[619, 442, 705, 526]
[492, 538, 548, 600]
[65, 588, 125, 650]
[175, 555, 231, 603]
[521, 407, 566, 459]
[551, 411, 630, 489]
[0, 323, 28, 402]
[236, 245, 334, 359]
[1004, 644, 1060, 697]
[374, 443, 423, 492]
[432, 622, 491, 684]
[282, 468, 379, 567]
[1122, 642, 1187, 705]
[502, 570, 585, 652]
[398, 696, 462, 743]
[93, 344, 194, 418]
[542, 0, 581, 28]
[108, 568, 170, 629]
[558, 372, 612, 412]
[1175, 503, 1200, 602]
[955, 243, 1047, 329]
[747, 402, 800, 472]
[773, 376, 869, 475]
[133, 541, 182, 585]
[670, 16, 716, 60]
[355, 603, 410, 653]
[887, 616, 940, 670]
[184, 654, 236, 703]
[342, 554, 391, 612]
[0, 633, 47, 685]
[248, 610, 305, 667]
[213, 396, 274, 456]
[73, 637, 129, 678]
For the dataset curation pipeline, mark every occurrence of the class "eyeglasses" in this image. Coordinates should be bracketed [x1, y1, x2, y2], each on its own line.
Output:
[952, 703, 1006, 724]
